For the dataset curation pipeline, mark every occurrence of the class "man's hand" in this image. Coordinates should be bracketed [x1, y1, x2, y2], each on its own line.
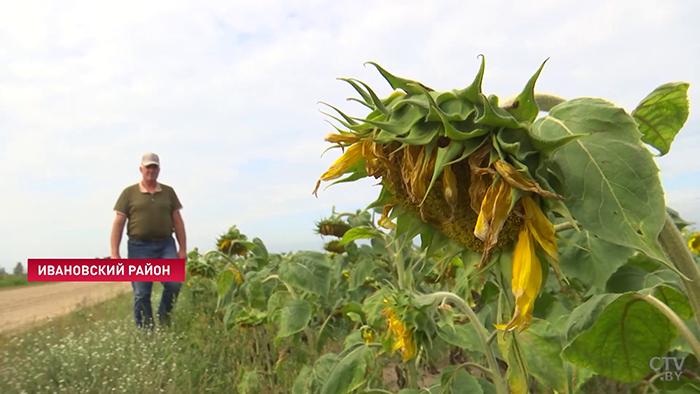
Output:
[111, 254, 121, 259]
[177, 249, 187, 260]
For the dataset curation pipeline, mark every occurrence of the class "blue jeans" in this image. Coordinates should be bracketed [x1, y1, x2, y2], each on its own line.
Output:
[127, 237, 182, 328]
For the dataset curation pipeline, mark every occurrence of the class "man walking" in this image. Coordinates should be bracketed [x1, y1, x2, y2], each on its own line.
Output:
[110, 152, 187, 329]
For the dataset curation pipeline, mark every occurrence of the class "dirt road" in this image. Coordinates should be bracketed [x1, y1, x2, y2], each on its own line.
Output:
[0, 282, 132, 334]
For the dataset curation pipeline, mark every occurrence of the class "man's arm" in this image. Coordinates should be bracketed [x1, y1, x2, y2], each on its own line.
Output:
[111, 212, 127, 259]
[173, 209, 187, 257]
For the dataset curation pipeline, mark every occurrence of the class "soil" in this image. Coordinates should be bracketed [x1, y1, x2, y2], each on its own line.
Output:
[0, 281, 132, 335]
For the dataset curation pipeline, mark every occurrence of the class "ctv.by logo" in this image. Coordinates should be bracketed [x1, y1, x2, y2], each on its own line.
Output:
[650, 356, 686, 381]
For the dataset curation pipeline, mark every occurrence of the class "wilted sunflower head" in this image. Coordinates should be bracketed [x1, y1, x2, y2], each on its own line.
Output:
[313, 56, 584, 332]
[324, 240, 346, 254]
[380, 305, 417, 362]
[314, 216, 352, 238]
[312, 56, 577, 251]
[216, 225, 250, 257]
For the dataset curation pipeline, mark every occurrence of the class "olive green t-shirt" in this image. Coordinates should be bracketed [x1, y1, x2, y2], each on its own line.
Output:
[113, 182, 183, 240]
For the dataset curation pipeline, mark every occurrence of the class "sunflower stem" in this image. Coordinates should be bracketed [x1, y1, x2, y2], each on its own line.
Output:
[460, 361, 493, 377]
[418, 291, 508, 394]
[554, 221, 581, 233]
[658, 212, 700, 332]
[635, 293, 700, 358]
[487, 330, 497, 345]
[407, 361, 419, 389]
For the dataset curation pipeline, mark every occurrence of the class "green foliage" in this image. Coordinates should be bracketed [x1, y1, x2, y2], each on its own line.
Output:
[181, 59, 698, 394]
[631, 82, 690, 156]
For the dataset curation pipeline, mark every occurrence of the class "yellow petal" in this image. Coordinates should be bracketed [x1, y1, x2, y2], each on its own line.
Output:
[474, 181, 499, 241]
[493, 160, 564, 200]
[486, 180, 514, 246]
[325, 133, 360, 144]
[378, 200, 397, 229]
[497, 226, 542, 332]
[219, 239, 232, 251]
[313, 142, 365, 196]
[402, 332, 417, 362]
[468, 144, 492, 213]
[521, 196, 558, 262]
[362, 331, 374, 343]
[391, 336, 404, 354]
[419, 148, 438, 202]
[689, 233, 700, 254]
[362, 140, 383, 177]
[475, 178, 514, 266]
[442, 164, 458, 209]
[409, 146, 428, 201]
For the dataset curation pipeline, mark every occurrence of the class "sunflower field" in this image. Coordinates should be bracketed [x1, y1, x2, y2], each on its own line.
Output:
[186, 56, 700, 394]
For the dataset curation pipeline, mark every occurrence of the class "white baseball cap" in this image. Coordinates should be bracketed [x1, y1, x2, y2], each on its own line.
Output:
[141, 152, 160, 166]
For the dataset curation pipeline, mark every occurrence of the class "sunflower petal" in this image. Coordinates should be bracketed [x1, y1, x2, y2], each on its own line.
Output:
[410, 146, 433, 202]
[468, 144, 492, 214]
[474, 181, 499, 241]
[442, 164, 458, 211]
[378, 200, 397, 229]
[325, 132, 361, 144]
[521, 196, 558, 262]
[497, 226, 542, 332]
[475, 178, 514, 266]
[313, 142, 365, 196]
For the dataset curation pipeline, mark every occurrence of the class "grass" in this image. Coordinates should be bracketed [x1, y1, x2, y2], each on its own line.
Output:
[0, 275, 49, 290]
[0, 283, 311, 394]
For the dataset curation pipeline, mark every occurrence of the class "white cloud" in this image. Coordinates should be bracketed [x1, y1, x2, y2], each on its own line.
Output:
[0, 0, 698, 270]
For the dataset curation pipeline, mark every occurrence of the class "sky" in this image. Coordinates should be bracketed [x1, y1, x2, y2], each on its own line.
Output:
[1, 0, 699, 272]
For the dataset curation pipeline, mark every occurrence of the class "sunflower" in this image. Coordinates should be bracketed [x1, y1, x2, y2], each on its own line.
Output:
[217, 225, 249, 257]
[361, 325, 375, 343]
[688, 233, 700, 254]
[315, 216, 352, 238]
[229, 266, 244, 284]
[313, 57, 579, 332]
[381, 307, 417, 362]
[324, 240, 346, 254]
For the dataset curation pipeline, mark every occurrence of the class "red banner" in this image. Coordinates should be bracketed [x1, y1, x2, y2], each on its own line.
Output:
[26, 259, 186, 282]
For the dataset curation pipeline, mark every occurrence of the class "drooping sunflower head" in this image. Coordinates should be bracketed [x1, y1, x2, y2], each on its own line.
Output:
[216, 225, 250, 257]
[381, 304, 417, 362]
[313, 56, 577, 252]
[313, 56, 584, 332]
[314, 216, 352, 238]
[324, 240, 346, 254]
